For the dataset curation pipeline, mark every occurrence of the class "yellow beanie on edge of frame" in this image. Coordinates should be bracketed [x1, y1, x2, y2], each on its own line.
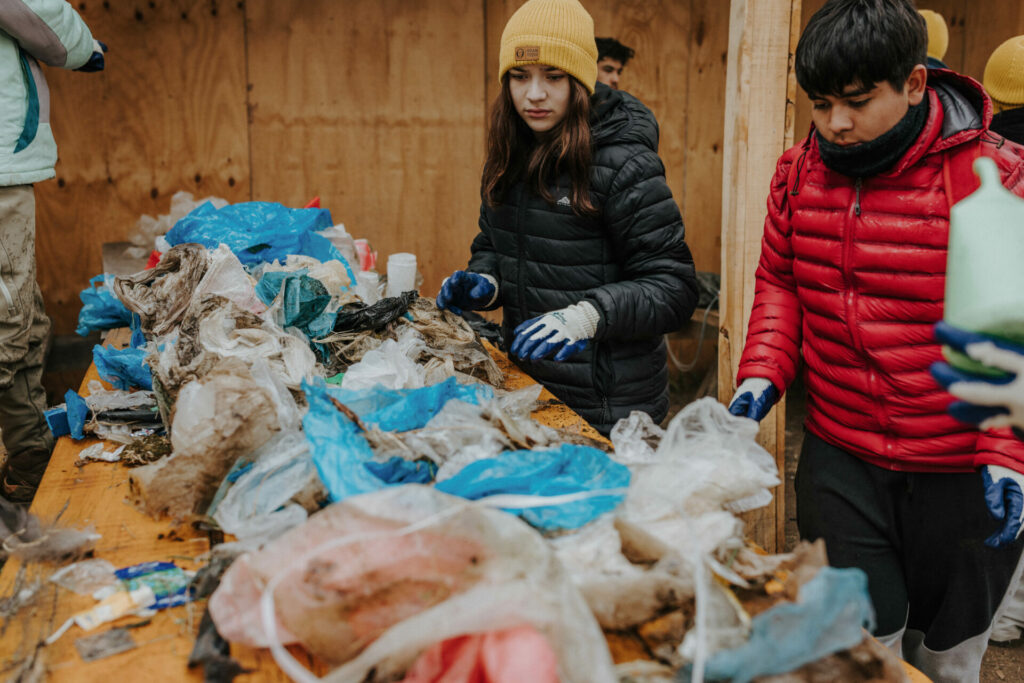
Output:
[919, 9, 949, 61]
[498, 0, 598, 95]
[985, 35, 1024, 109]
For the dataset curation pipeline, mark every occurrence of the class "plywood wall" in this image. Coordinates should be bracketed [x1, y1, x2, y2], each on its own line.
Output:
[794, 0, 1024, 144]
[35, 0, 727, 336]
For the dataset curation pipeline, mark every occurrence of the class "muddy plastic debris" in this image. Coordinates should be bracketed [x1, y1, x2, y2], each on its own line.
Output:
[75, 628, 137, 662]
[76, 443, 125, 465]
[189, 608, 252, 682]
[120, 433, 172, 467]
[0, 497, 99, 563]
[193, 244, 267, 315]
[129, 358, 280, 519]
[333, 290, 417, 333]
[113, 243, 210, 336]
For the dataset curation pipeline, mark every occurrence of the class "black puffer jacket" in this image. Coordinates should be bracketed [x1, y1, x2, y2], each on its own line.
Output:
[992, 107, 1024, 145]
[467, 83, 698, 433]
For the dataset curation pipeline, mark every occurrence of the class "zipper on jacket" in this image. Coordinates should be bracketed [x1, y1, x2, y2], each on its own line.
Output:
[854, 178, 862, 217]
[514, 184, 528, 321]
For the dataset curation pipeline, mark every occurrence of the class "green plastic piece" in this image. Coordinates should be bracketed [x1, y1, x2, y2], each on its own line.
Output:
[944, 157, 1024, 375]
[326, 372, 345, 386]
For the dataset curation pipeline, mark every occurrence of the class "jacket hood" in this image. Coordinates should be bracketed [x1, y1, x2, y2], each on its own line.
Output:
[590, 82, 660, 152]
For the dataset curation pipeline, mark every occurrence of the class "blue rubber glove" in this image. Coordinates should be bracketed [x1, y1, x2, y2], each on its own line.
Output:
[75, 39, 107, 73]
[435, 271, 496, 315]
[510, 302, 600, 362]
[931, 322, 1024, 435]
[728, 378, 779, 422]
[981, 465, 1024, 548]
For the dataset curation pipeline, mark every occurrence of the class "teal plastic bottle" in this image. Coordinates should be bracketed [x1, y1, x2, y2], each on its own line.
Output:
[943, 157, 1024, 375]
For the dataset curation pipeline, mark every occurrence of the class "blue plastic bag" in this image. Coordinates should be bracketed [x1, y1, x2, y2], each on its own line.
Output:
[93, 344, 152, 390]
[76, 274, 132, 336]
[435, 445, 630, 531]
[255, 270, 337, 350]
[696, 567, 876, 683]
[302, 378, 491, 502]
[164, 201, 338, 267]
[324, 377, 492, 432]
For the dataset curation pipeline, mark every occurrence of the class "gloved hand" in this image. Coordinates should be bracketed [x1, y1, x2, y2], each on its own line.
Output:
[75, 39, 107, 73]
[981, 465, 1024, 548]
[510, 302, 600, 362]
[435, 271, 496, 315]
[931, 322, 1024, 436]
[728, 377, 779, 422]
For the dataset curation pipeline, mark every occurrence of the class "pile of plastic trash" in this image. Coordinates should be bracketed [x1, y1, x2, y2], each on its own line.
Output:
[17, 195, 909, 682]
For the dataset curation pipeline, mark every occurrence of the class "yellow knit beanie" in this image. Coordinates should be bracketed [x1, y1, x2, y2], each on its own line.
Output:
[919, 10, 949, 61]
[498, 0, 598, 94]
[984, 35, 1024, 108]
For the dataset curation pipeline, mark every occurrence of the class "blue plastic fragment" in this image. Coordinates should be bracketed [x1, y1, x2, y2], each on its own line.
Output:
[365, 457, 437, 485]
[64, 390, 90, 440]
[695, 567, 876, 683]
[435, 445, 630, 531]
[45, 405, 70, 438]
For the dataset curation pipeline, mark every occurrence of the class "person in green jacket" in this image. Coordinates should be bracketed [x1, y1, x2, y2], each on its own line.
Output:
[0, 1, 105, 504]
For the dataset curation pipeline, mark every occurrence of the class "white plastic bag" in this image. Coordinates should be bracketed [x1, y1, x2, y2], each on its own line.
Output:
[193, 244, 266, 314]
[609, 410, 665, 465]
[209, 485, 616, 683]
[341, 327, 426, 390]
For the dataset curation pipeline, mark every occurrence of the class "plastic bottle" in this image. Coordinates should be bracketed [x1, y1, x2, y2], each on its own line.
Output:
[386, 253, 417, 298]
[943, 157, 1024, 374]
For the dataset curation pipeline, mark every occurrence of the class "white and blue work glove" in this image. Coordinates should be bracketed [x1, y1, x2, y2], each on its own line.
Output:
[435, 271, 498, 315]
[931, 322, 1024, 438]
[981, 465, 1024, 548]
[728, 377, 780, 422]
[75, 39, 107, 73]
[510, 302, 600, 362]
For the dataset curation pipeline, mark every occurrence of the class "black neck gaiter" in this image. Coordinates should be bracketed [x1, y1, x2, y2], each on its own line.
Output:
[816, 96, 930, 178]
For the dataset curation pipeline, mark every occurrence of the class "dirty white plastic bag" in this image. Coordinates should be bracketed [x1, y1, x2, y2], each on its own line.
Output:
[193, 244, 267, 315]
[341, 328, 427, 391]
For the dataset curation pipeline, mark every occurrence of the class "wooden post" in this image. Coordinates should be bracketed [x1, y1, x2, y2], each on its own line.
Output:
[719, 0, 801, 553]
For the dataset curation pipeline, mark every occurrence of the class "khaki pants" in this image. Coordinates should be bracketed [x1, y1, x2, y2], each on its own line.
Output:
[0, 185, 53, 463]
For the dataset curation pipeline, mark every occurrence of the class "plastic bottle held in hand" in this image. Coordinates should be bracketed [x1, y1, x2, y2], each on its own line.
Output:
[943, 157, 1024, 375]
[386, 253, 417, 298]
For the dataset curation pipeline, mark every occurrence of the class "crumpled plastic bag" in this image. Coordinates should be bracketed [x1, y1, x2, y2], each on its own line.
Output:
[129, 358, 280, 518]
[123, 190, 228, 259]
[113, 243, 210, 336]
[164, 201, 337, 267]
[609, 410, 665, 465]
[400, 625, 558, 683]
[317, 224, 358, 274]
[192, 244, 266, 314]
[333, 291, 418, 333]
[699, 567, 875, 683]
[208, 485, 616, 683]
[212, 430, 325, 543]
[435, 445, 629, 531]
[260, 253, 356, 297]
[93, 344, 152, 390]
[342, 327, 427, 391]
[76, 274, 133, 336]
[256, 270, 335, 340]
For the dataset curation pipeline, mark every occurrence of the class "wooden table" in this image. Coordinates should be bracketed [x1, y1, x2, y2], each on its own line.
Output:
[0, 330, 601, 681]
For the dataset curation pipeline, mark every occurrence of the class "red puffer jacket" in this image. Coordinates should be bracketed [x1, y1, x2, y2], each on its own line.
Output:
[738, 71, 1024, 473]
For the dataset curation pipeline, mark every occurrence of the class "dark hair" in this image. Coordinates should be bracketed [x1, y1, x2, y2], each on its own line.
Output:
[795, 0, 927, 98]
[482, 75, 597, 216]
[596, 37, 635, 65]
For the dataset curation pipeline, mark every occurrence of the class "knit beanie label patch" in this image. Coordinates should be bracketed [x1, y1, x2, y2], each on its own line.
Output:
[515, 46, 541, 61]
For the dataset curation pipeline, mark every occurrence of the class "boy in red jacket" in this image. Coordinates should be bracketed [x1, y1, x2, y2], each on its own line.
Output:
[728, 1, 1024, 680]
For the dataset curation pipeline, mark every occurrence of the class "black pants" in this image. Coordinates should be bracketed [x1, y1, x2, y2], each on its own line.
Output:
[796, 432, 1024, 682]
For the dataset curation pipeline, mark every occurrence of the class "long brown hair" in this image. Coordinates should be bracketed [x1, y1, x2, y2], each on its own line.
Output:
[482, 75, 597, 216]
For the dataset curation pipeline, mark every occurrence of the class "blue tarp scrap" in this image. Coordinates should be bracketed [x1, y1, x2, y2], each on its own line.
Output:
[365, 457, 437, 484]
[164, 201, 349, 271]
[93, 344, 152, 391]
[435, 445, 630, 531]
[76, 274, 132, 336]
[694, 567, 876, 683]
[65, 389, 90, 440]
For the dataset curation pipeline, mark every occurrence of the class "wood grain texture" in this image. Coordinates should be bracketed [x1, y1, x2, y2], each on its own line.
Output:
[244, 0, 486, 305]
[35, 0, 252, 335]
[961, 1, 1024, 84]
[718, 0, 799, 553]
[0, 331, 600, 679]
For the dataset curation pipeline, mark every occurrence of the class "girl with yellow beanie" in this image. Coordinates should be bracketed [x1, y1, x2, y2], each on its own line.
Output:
[436, 0, 698, 434]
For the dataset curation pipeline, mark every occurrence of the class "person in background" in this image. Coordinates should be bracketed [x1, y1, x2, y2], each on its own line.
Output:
[984, 35, 1024, 144]
[0, 1, 105, 504]
[919, 9, 949, 69]
[595, 36, 633, 90]
[437, 0, 697, 436]
[726, 1, 1024, 680]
